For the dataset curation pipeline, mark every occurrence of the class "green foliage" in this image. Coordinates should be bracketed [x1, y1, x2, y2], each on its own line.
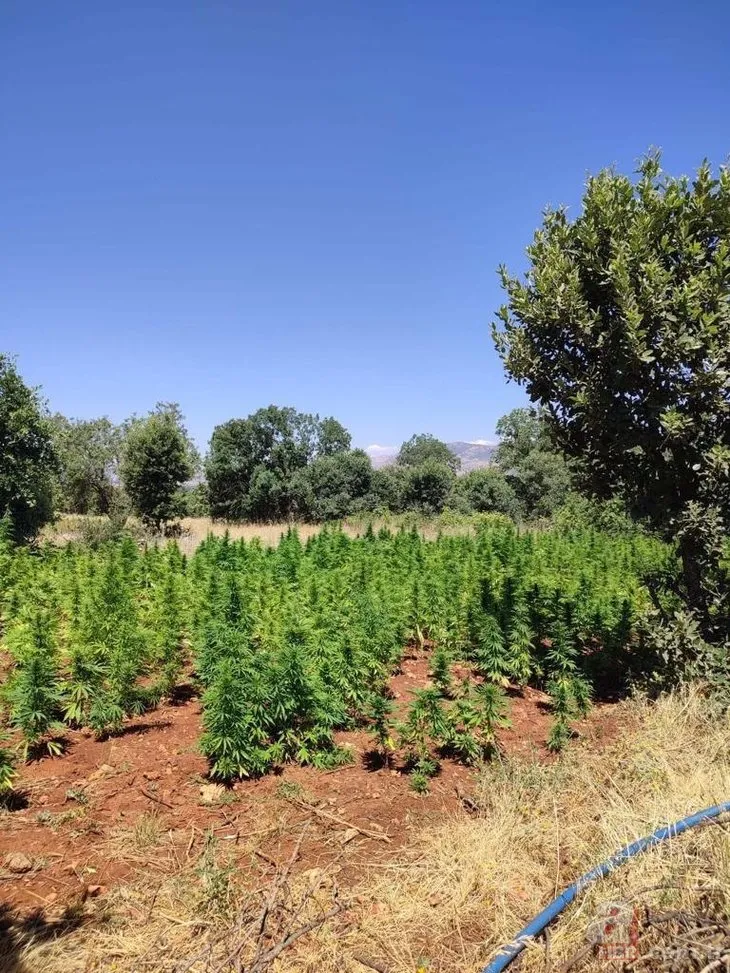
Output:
[290, 450, 373, 521]
[449, 467, 520, 518]
[50, 415, 123, 515]
[200, 658, 272, 779]
[361, 467, 408, 513]
[494, 153, 730, 648]
[448, 681, 511, 762]
[179, 483, 210, 518]
[552, 494, 640, 536]
[74, 549, 151, 736]
[397, 434, 461, 474]
[120, 403, 197, 530]
[318, 417, 352, 456]
[0, 520, 671, 778]
[366, 690, 395, 765]
[206, 406, 352, 522]
[0, 356, 57, 543]
[492, 408, 572, 520]
[401, 460, 456, 515]
[0, 734, 15, 794]
[429, 644, 453, 697]
[399, 688, 448, 792]
[4, 612, 65, 758]
[471, 610, 512, 686]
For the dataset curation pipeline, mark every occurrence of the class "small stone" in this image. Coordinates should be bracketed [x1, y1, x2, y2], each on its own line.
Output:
[38, 794, 49, 805]
[338, 828, 359, 845]
[143, 771, 161, 781]
[199, 783, 226, 805]
[88, 763, 115, 781]
[5, 853, 33, 874]
[86, 884, 104, 897]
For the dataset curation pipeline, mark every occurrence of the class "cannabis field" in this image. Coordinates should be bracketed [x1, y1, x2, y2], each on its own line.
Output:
[0, 520, 671, 795]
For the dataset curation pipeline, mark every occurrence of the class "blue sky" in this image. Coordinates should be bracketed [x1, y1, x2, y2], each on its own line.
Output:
[3, 2, 729, 451]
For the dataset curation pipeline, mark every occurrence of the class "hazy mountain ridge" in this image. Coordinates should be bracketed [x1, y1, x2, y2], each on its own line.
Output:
[447, 440, 496, 471]
[364, 440, 496, 471]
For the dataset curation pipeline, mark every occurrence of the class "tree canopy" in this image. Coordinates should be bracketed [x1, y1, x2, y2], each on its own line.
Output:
[0, 356, 57, 543]
[50, 415, 123, 515]
[449, 467, 520, 519]
[493, 153, 730, 642]
[290, 449, 373, 521]
[120, 403, 197, 530]
[401, 458, 456, 515]
[397, 434, 460, 473]
[206, 406, 352, 521]
[492, 408, 572, 519]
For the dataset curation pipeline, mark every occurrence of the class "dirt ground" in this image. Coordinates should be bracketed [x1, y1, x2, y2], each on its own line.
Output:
[0, 652, 622, 919]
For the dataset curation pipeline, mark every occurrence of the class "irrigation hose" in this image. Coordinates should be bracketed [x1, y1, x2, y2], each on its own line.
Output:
[481, 800, 730, 973]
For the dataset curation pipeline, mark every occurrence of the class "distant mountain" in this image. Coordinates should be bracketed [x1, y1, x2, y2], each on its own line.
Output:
[364, 444, 399, 469]
[447, 440, 496, 472]
[364, 440, 496, 472]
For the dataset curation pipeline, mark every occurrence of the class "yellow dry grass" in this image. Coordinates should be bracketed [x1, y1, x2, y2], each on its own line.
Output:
[319, 688, 730, 973]
[6, 688, 729, 973]
[46, 514, 474, 554]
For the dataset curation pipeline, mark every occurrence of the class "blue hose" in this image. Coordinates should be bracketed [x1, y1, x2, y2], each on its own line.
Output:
[482, 800, 730, 973]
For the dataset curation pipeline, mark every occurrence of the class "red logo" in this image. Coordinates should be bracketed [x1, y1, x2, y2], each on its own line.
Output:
[586, 901, 640, 963]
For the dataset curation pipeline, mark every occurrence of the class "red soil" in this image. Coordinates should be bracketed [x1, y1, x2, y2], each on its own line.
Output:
[0, 652, 621, 915]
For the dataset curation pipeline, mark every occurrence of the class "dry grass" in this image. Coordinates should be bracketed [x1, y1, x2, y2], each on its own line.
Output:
[46, 514, 476, 555]
[6, 688, 729, 973]
[318, 688, 729, 973]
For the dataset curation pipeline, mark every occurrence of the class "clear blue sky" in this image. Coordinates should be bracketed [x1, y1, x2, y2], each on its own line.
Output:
[3, 2, 729, 451]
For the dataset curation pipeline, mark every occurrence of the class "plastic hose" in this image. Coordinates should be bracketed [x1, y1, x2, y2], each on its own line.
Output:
[481, 800, 730, 973]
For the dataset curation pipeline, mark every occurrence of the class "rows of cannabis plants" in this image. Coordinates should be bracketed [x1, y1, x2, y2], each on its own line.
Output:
[0, 520, 672, 792]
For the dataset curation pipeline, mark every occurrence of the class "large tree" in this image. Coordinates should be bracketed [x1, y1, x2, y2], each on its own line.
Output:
[120, 403, 197, 530]
[0, 356, 57, 543]
[206, 406, 351, 521]
[493, 154, 730, 642]
[397, 434, 461, 473]
[493, 408, 572, 519]
[449, 466, 520, 519]
[290, 449, 373, 521]
[50, 415, 123, 514]
[401, 458, 456, 515]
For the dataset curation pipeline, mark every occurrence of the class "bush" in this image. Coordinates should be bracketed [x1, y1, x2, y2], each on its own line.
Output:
[401, 460, 455, 515]
[179, 483, 210, 518]
[290, 450, 373, 521]
[449, 467, 520, 518]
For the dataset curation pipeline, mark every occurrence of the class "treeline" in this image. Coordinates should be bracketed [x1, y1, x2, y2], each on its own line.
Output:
[205, 405, 570, 523]
[0, 354, 571, 539]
